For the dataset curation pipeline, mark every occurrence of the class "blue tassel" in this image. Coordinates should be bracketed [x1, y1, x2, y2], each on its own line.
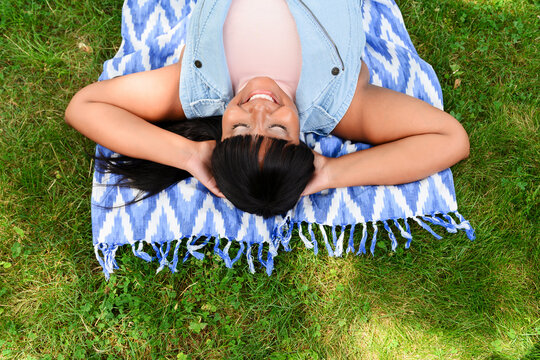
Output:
[383, 221, 398, 251]
[257, 242, 267, 269]
[347, 224, 356, 254]
[357, 223, 368, 255]
[170, 239, 182, 273]
[131, 241, 152, 262]
[155, 243, 169, 273]
[186, 236, 210, 261]
[162, 241, 172, 261]
[256, 240, 275, 276]
[393, 219, 412, 248]
[286, 219, 294, 238]
[156, 241, 172, 273]
[369, 222, 379, 255]
[151, 242, 163, 263]
[220, 239, 234, 268]
[111, 248, 119, 271]
[335, 227, 345, 257]
[422, 215, 457, 233]
[308, 223, 319, 255]
[439, 214, 458, 233]
[413, 217, 443, 240]
[298, 223, 314, 250]
[443, 214, 459, 232]
[274, 224, 285, 250]
[319, 224, 334, 257]
[257, 242, 264, 266]
[268, 232, 279, 258]
[95, 244, 110, 280]
[454, 211, 476, 240]
[276, 217, 293, 251]
[265, 251, 274, 276]
[102, 245, 119, 277]
[215, 238, 245, 268]
[282, 220, 294, 252]
[156, 259, 168, 273]
[230, 241, 245, 266]
[246, 243, 255, 274]
[182, 239, 192, 263]
[404, 218, 412, 248]
[213, 237, 231, 267]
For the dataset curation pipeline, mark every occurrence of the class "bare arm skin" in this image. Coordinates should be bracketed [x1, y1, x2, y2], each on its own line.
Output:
[65, 51, 223, 196]
[303, 61, 469, 195]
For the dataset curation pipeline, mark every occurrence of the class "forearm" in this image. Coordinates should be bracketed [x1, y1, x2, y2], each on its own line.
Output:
[65, 100, 194, 169]
[326, 132, 469, 188]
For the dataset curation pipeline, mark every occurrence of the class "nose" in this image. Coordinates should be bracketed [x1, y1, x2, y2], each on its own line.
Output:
[247, 100, 273, 114]
[246, 101, 274, 126]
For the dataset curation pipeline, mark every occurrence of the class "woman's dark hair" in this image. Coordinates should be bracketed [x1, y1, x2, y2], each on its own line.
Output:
[95, 116, 314, 217]
[213, 135, 314, 218]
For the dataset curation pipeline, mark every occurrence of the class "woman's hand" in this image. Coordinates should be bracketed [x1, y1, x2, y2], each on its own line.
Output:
[184, 140, 224, 198]
[301, 151, 332, 196]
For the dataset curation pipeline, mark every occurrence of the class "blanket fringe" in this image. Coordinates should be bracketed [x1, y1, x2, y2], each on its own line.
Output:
[94, 211, 475, 280]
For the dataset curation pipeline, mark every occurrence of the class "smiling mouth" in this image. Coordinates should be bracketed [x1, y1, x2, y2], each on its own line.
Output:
[244, 91, 279, 105]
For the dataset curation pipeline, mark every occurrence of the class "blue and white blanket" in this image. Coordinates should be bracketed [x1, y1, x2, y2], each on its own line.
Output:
[93, 0, 475, 279]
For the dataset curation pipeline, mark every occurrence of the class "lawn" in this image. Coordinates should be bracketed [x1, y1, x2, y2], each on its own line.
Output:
[0, 0, 538, 359]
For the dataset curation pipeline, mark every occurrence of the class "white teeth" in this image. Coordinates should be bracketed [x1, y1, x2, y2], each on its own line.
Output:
[248, 94, 276, 103]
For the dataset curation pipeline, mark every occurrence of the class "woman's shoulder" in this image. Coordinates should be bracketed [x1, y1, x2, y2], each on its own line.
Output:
[330, 60, 370, 140]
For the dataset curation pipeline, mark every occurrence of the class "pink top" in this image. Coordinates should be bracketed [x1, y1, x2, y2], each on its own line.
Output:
[223, 0, 302, 100]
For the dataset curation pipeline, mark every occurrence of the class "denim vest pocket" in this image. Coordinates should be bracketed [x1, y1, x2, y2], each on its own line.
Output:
[301, 105, 339, 136]
[191, 99, 226, 118]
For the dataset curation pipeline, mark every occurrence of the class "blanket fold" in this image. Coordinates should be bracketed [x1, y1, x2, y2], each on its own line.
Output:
[92, 0, 475, 279]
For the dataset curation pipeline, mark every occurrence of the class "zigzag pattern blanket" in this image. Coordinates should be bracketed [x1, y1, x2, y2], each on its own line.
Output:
[93, 0, 475, 279]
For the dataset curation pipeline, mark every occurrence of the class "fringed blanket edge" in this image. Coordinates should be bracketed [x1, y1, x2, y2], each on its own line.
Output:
[94, 211, 475, 280]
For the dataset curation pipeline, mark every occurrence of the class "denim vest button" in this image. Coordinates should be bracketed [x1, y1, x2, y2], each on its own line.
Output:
[331, 67, 340, 75]
[194, 60, 202, 68]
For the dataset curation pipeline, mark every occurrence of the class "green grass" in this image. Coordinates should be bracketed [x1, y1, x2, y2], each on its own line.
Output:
[0, 0, 538, 358]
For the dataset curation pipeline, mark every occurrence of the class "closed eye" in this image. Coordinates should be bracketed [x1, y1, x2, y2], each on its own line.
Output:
[270, 124, 287, 130]
[232, 123, 249, 130]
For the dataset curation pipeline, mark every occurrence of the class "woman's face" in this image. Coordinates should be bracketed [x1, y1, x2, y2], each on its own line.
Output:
[222, 77, 300, 144]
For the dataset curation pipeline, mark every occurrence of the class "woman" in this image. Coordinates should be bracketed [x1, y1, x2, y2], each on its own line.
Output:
[65, 0, 469, 217]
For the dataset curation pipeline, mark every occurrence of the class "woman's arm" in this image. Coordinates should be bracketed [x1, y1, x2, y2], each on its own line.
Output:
[303, 61, 469, 195]
[65, 57, 222, 196]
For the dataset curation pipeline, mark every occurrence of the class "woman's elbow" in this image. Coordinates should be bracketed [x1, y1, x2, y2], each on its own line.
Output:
[460, 132, 470, 160]
[64, 100, 75, 127]
[65, 90, 87, 128]
[450, 121, 470, 162]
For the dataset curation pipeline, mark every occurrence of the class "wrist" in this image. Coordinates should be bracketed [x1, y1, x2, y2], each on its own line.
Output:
[319, 155, 334, 189]
[314, 152, 333, 189]
[183, 140, 216, 173]
[172, 137, 198, 170]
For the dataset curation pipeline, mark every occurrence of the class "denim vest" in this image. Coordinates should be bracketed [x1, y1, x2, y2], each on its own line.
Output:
[179, 0, 365, 135]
